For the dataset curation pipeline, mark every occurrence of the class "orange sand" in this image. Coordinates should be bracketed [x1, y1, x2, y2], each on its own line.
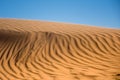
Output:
[0, 18, 120, 80]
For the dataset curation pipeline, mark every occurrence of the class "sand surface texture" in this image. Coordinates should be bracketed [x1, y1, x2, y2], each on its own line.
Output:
[0, 19, 120, 80]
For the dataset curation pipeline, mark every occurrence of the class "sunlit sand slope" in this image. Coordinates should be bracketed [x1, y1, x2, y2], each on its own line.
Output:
[0, 19, 120, 80]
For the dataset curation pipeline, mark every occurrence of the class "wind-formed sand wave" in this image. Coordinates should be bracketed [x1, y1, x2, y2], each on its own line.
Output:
[0, 19, 120, 80]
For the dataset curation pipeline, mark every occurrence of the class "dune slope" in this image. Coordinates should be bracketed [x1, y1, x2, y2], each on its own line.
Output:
[0, 19, 120, 80]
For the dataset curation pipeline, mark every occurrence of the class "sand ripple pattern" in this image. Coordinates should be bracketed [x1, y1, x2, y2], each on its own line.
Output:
[0, 19, 120, 80]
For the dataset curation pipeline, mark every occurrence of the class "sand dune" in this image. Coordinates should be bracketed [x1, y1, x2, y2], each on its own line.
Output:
[0, 18, 120, 80]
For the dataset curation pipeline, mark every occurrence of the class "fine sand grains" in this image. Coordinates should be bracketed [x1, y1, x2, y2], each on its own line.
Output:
[0, 18, 120, 80]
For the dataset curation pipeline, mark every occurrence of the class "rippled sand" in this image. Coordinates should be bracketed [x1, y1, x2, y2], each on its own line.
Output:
[0, 19, 120, 80]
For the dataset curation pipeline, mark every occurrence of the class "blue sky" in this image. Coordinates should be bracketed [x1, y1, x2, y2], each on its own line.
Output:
[0, 0, 120, 28]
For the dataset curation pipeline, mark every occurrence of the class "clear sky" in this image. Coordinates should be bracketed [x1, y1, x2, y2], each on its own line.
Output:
[0, 0, 120, 28]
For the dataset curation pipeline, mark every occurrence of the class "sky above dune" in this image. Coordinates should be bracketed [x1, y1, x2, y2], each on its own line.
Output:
[0, 0, 120, 28]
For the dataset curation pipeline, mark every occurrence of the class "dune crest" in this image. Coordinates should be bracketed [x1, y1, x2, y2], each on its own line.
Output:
[0, 19, 120, 80]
